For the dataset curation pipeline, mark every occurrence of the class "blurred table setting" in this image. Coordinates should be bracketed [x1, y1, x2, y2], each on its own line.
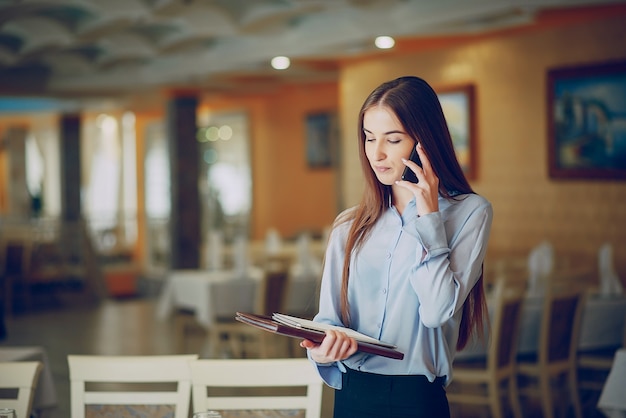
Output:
[598, 348, 626, 418]
[457, 291, 626, 359]
[155, 266, 264, 329]
[598, 242, 624, 297]
[207, 230, 326, 271]
[157, 230, 325, 328]
[458, 241, 626, 359]
[518, 292, 626, 354]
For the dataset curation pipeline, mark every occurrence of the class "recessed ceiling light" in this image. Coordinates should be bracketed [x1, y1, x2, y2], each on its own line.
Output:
[271, 56, 290, 70]
[375, 36, 395, 49]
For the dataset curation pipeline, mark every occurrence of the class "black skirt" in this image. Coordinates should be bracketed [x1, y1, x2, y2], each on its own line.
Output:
[333, 367, 450, 418]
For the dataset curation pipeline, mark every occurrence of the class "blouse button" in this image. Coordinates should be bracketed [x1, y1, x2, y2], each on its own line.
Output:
[386, 252, 391, 259]
[382, 288, 387, 294]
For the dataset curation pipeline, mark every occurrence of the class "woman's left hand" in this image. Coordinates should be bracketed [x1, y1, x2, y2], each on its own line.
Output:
[300, 329, 358, 363]
[397, 142, 439, 216]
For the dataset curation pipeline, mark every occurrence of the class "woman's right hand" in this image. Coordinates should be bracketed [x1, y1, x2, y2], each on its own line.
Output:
[300, 329, 358, 363]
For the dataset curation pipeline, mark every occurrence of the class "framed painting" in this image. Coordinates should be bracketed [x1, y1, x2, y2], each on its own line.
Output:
[437, 84, 477, 179]
[305, 111, 337, 168]
[547, 59, 626, 180]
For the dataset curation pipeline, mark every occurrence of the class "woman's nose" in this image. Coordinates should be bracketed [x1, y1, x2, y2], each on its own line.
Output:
[372, 143, 386, 160]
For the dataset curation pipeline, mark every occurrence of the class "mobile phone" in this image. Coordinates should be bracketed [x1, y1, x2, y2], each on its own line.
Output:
[401, 146, 422, 183]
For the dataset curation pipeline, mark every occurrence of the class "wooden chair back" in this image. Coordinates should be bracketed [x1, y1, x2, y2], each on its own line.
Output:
[490, 279, 526, 373]
[259, 268, 289, 316]
[189, 358, 323, 418]
[67, 354, 197, 418]
[538, 285, 585, 368]
[0, 361, 43, 418]
[448, 276, 526, 418]
[516, 282, 585, 418]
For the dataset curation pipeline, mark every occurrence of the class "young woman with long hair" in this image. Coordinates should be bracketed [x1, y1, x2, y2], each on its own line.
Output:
[300, 76, 492, 418]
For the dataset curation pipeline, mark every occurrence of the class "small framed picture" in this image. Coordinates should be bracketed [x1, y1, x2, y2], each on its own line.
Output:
[305, 112, 337, 168]
[437, 84, 477, 179]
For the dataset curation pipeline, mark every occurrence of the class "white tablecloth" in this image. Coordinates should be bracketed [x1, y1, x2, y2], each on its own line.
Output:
[457, 293, 626, 358]
[0, 346, 57, 412]
[598, 348, 626, 418]
[156, 267, 264, 329]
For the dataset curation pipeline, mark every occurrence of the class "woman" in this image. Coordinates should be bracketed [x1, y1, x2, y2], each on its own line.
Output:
[300, 76, 492, 418]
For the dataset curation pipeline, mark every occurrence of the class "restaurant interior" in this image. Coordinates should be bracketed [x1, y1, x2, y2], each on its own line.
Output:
[1, 1, 626, 417]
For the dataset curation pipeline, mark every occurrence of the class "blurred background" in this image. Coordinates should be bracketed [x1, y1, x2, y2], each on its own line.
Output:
[0, 0, 625, 311]
[2, 0, 626, 286]
[2, 1, 626, 417]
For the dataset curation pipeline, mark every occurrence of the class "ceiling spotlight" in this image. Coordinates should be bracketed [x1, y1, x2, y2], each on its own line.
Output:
[375, 36, 395, 49]
[271, 56, 290, 70]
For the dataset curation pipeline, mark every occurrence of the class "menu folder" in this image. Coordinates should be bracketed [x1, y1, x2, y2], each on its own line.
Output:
[235, 312, 404, 360]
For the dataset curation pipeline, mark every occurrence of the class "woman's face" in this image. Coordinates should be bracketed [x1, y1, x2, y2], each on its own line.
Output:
[363, 105, 415, 185]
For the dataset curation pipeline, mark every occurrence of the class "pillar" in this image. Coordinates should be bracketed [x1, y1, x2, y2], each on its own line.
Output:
[167, 96, 200, 269]
[59, 114, 81, 222]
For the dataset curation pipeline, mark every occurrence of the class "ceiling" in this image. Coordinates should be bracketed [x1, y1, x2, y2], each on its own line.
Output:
[0, 0, 624, 100]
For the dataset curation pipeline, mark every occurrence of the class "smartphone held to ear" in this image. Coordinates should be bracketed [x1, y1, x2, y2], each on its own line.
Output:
[401, 147, 423, 183]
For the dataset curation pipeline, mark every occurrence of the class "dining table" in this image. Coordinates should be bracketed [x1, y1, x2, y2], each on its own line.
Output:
[156, 266, 265, 329]
[457, 292, 626, 359]
[0, 345, 57, 416]
[598, 348, 626, 418]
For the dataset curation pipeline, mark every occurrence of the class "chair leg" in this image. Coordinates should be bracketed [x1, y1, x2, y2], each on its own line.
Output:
[174, 314, 187, 353]
[258, 333, 269, 358]
[508, 376, 523, 418]
[488, 380, 504, 418]
[207, 329, 227, 358]
[539, 374, 554, 418]
[568, 370, 583, 418]
[228, 333, 242, 358]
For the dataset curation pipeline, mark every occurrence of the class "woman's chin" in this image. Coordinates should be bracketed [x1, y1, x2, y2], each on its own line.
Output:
[375, 174, 400, 186]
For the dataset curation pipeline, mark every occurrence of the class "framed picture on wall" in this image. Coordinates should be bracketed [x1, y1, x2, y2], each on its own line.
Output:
[437, 84, 477, 180]
[547, 59, 626, 180]
[305, 111, 338, 168]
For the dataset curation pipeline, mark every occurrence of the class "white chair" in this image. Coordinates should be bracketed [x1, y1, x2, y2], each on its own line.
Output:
[189, 358, 323, 418]
[0, 361, 43, 418]
[67, 354, 197, 418]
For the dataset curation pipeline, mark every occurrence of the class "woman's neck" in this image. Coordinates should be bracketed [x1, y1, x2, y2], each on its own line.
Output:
[391, 184, 414, 215]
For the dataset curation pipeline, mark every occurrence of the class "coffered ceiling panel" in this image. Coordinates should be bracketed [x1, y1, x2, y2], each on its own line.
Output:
[0, 0, 623, 97]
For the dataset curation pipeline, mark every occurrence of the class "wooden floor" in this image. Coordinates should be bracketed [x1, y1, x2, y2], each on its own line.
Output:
[0, 296, 335, 418]
[0, 295, 607, 418]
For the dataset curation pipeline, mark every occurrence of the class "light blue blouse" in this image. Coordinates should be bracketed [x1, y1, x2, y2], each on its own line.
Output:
[312, 193, 493, 389]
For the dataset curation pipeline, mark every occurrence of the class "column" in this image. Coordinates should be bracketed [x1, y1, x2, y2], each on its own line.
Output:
[59, 114, 86, 275]
[167, 95, 200, 269]
[59, 114, 81, 222]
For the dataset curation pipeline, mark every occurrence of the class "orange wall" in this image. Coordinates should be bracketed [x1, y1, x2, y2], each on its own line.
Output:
[198, 82, 339, 240]
[338, 12, 626, 280]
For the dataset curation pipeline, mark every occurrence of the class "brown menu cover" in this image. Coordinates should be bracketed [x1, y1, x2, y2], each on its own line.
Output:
[235, 312, 404, 360]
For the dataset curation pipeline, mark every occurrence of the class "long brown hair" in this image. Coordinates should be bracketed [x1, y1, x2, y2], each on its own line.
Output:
[338, 76, 486, 351]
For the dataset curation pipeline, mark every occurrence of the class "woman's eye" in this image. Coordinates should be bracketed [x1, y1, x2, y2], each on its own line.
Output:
[365, 137, 375, 142]
[388, 139, 401, 144]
